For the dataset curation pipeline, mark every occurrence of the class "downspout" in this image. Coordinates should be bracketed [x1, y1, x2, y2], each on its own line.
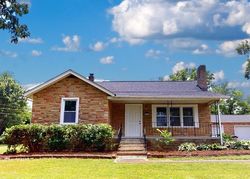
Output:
[217, 101, 223, 145]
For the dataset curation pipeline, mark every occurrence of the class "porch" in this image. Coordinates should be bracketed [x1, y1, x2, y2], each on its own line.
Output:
[110, 102, 221, 139]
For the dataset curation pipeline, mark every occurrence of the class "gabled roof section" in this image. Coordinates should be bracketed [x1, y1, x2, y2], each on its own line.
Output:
[24, 69, 115, 98]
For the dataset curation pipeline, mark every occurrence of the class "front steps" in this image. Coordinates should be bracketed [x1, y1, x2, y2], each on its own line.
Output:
[117, 138, 147, 156]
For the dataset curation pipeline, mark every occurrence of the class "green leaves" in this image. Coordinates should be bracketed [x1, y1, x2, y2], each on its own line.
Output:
[236, 40, 250, 79]
[0, 0, 30, 43]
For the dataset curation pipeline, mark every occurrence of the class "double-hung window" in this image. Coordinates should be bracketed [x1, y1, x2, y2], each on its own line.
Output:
[60, 98, 79, 124]
[152, 105, 198, 128]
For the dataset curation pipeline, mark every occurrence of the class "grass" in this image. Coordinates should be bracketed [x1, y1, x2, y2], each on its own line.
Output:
[0, 158, 250, 178]
[151, 155, 250, 161]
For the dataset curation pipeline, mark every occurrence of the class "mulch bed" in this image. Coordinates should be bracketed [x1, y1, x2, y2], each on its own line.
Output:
[148, 150, 250, 158]
[0, 152, 116, 160]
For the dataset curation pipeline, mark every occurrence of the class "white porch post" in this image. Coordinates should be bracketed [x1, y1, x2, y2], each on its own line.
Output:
[217, 101, 223, 145]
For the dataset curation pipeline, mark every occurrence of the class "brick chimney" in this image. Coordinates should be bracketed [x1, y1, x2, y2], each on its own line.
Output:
[88, 73, 94, 82]
[197, 65, 207, 91]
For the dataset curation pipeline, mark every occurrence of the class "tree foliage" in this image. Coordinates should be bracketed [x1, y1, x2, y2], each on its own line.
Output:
[161, 67, 214, 87]
[0, 0, 30, 43]
[0, 72, 31, 134]
[211, 83, 250, 115]
[236, 40, 250, 79]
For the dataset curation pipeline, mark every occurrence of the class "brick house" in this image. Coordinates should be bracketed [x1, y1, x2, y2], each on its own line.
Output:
[24, 65, 227, 140]
[211, 115, 250, 140]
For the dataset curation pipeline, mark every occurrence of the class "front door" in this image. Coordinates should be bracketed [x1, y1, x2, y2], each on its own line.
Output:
[125, 104, 142, 137]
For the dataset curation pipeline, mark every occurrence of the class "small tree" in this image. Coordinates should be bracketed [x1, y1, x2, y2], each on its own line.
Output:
[0, 0, 30, 43]
[236, 40, 250, 79]
[157, 129, 174, 146]
[0, 72, 30, 134]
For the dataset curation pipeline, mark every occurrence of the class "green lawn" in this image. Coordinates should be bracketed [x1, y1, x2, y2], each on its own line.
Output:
[0, 158, 250, 179]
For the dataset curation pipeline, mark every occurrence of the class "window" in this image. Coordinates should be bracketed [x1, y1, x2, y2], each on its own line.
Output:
[60, 98, 79, 124]
[156, 107, 168, 127]
[170, 107, 181, 126]
[152, 105, 198, 128]
[183, 107, 194, 126]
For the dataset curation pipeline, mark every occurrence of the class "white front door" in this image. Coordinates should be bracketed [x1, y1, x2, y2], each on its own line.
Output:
[125, 104, 142, 137]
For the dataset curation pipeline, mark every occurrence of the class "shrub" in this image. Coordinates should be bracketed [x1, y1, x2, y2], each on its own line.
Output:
[157, 129, 174, 146]
[46, 125, 70, 151]
[0, 124, 46, 152]
[222, 133, 233, 143]
[0, 124, 114, 152]
[209, 143, 227, 150]
[178, 142, 197, 152]
[196, 144, 210, 151]
[225, 140, 250, 150]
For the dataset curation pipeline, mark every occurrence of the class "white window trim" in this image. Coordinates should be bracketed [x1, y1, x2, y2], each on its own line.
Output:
[152, 104, 199, 128]
[60, 97, 79, 124]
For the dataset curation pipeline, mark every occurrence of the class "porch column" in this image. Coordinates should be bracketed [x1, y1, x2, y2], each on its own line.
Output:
[217, 101, 223, 145]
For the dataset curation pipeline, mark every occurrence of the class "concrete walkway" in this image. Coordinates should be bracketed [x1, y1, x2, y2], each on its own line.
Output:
[114, 156, 148, 163]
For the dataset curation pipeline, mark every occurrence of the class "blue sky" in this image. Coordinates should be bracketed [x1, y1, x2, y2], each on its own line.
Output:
[0, 0, 250, 95]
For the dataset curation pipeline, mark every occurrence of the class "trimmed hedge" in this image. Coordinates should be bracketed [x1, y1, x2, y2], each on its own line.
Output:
[0, 124, 114, 153]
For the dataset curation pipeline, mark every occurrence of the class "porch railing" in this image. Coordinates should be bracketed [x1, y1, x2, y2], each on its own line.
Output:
[144, 121, 220, 137]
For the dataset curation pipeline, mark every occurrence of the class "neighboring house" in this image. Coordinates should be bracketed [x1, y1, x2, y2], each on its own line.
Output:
[211, 115, 250, 140]
[24, 65, 227, 141]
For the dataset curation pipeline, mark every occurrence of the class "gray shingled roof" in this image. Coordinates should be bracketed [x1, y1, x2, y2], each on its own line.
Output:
[97, 81, 227, 99]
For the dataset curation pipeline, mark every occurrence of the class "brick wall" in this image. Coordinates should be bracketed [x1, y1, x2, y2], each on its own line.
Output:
[222, 122, 250, 135]
[32, 75, 110, 124]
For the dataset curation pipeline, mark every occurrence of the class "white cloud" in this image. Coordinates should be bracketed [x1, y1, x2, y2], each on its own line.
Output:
[0, 50, 18, 58]
[52, 35, 80, 52]
[31, 50, 42, 57]
[216, 38, 250, 57]
[100, 56, 114, 64]
[90, 41, 106, 52]
[109, 0, 250, 44]
[192, 44, 209, 55]
[19, 37, 43, 44]
[145, 49, 161, 58]
[162, 75, 170, 81]
[228, 81, 250, 88]
[242, 22, 250, 35]
[172, 61, 196, 74]
[213, 70, 224, 82]
[241, 61, 248, 73]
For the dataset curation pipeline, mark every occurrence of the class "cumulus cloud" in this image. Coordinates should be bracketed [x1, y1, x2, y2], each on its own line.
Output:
[228, 81, 250, 88]
[213, 70, 225, 82]
[52, 35, 80, 52]
[172, 61, 196, 74]
[100, 56, 114, 64]
[241, 61, 248, 74]
[216, 38, 250, 57]
[192, 44, 209, 55]
[90, 41, 106, 52]
[0, 50, 18, 58]
[162, 75, 170, 81]
[31, 50, 42, 57]
[145, 49, 161, 58]
[19, 37, 43, 44]
[109, 0, 250, 44]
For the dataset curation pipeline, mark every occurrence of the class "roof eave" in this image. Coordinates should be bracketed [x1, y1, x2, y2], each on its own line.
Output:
[24, 69, 115, 98]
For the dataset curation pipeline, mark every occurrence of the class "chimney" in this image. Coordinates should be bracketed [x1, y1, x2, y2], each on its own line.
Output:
[197, 65, 207, 91]
[88, 73, 94, 82]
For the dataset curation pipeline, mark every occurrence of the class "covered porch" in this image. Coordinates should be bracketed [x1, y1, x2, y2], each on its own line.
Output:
[109, 98, 221, 139]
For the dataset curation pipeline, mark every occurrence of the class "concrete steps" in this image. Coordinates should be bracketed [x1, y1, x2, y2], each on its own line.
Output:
[117, 138, 147, 157]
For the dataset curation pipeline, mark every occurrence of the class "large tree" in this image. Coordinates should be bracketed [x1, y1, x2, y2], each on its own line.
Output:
[236, 40, 250, 79]
[0, 72, 31, 134]
[0, 0, 30, 43]
[160, 67, 214, 87]
[211, 83, 250, 115]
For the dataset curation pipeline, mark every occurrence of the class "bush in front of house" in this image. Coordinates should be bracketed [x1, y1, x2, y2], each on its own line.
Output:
[157, 129, 174, 146]
[0, 124, 114, 153]
[178, 142, 197, 152]
[224, 140, 250, 150]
